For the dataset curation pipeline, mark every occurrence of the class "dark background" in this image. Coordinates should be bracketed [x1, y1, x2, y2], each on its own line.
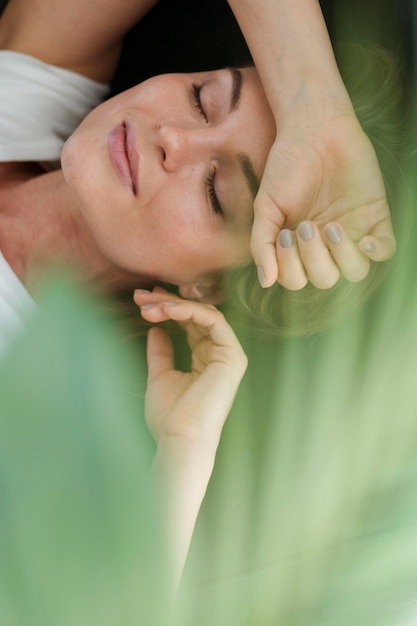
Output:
[109, 0, 416, 93]
[0, 0, 414, 91]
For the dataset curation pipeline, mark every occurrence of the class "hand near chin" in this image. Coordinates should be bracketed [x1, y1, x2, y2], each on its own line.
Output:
[133, 287, 247, 454]
[133, 287, 247, 586]
[251, 109, 396, 290]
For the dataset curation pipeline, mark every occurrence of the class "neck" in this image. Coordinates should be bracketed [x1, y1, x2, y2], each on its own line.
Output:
[0, 164, 152, 297]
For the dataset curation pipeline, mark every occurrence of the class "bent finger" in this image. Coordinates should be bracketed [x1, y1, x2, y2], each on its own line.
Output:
[160, 302, 237, 348]
[162, 302, 247, 374]
[297, 221, 340, 289]
[276, 230, 308, 290]
[360, 217, 397, 262]
[324, 223, 370, 282]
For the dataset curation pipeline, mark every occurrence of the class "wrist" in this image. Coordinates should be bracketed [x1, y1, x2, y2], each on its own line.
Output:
[153, 433, 218, 476]
[228, 0, 352, 120]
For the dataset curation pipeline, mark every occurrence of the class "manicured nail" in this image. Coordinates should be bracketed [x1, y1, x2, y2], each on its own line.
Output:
[325, 224, 342, 245]
[362, 241, 377, 254]
[298, 221, 314, 242]
[140, 303, 157, 310]
[257, 265, 266, 288]
[279, 229, 294, 248]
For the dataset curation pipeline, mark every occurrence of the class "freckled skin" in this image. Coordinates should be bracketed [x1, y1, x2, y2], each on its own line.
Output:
[61, 67, 275, 288]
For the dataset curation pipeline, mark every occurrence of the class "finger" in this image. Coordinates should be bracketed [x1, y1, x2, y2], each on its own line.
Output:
[359, 216, 397, 262]
[161, 302, 235, 348]
[134, 289, 240, 355]
[134, 289, 179, 323]
[324, 223, 370, 282]
[146, 326, 175, 378]
[159, 301, 247, 374]
[296, 221, 340, 289]
[250, 191, 286, 288]
[276, 229, 308, 290]
[134, 290, 217, 326]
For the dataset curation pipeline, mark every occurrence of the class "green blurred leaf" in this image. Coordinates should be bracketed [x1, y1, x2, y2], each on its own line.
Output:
[0, 277, 167, 626]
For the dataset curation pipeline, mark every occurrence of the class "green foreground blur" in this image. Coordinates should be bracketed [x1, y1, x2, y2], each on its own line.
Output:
[2, 198, 417, 626]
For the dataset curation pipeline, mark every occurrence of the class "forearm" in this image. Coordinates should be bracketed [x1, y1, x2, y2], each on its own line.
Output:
[152, 435, 218, 591]
[227, 0, 351, 117]
[0, 0, 159, 81]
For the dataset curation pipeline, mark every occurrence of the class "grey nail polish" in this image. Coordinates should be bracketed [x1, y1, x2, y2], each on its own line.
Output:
[325, 224, 342, 245]
[279, 229, 294, 248]
[257, 265, 266, 288]
[298, 222, 314, 242]
[362, 242, 377, 254]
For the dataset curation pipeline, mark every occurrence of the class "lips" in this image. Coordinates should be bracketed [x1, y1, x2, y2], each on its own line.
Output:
[108, 122, 139, 195]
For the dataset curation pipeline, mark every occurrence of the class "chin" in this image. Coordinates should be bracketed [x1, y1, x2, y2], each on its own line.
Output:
[60, 134, 78, 185]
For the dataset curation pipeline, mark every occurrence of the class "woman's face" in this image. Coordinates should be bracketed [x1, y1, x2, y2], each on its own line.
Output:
[61, 67, 275, 290]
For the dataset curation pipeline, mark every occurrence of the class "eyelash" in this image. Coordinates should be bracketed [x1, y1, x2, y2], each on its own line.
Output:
[192, 83, 208, 123]
[206, 168, 223, 216]
[192, 83, 223, 217]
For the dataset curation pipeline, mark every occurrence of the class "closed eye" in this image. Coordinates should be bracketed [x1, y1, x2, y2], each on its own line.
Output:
[192, 83, 208, 123]
[206, 167, 224, 216]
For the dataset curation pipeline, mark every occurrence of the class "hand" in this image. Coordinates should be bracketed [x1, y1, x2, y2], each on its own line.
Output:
[252, 110, 396, 290]
[133, 288, 247, 454]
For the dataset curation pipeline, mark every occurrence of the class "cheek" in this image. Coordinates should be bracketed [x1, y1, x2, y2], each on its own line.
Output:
[146, 187, 228, 273]
[150, 184, 205, 242]
[61, 130, 103, 195]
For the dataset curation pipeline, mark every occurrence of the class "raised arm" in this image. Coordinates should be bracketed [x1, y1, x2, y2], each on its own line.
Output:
[0, 0, 158, 80]
[227, 0, 396, 289]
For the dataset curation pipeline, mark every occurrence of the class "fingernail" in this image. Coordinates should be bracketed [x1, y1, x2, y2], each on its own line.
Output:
[257, 265, 266, 288]
[163, 301, 179, 306]
[298, 222, 314, 242]
[279, 229, 294, 248]
[362, 241, 376, 254]
[325, 224, 342, 245]
[134, 288, 151, 294]
[140, 303, 157, 310]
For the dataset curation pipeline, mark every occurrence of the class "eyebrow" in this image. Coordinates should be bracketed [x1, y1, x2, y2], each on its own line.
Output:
[226, 67, 261, 200]
[238, 153, 260, 200]
[228, 67, 243, 112]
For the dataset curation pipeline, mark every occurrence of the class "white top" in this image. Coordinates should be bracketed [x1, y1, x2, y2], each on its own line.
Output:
[0, 251, 36, 360]
[0, 51, 109, 358]
[0, 50, 109, 162]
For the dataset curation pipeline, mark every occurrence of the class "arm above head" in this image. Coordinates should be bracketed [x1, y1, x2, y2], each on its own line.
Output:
[227, 0, 347, 111]
[227, 0, 396, 290]
[0, 0, 159, 81]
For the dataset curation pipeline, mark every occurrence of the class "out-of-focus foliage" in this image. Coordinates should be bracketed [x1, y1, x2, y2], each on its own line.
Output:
[1, 172, 417, 626]
[178, 163, 417, 623]
[1, 2, 417, 623]
[0, 278, 168, 626]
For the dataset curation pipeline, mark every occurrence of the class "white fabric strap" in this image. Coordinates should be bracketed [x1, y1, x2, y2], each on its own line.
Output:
[0, 250, 36, 360]
[0, 50, 109, 163]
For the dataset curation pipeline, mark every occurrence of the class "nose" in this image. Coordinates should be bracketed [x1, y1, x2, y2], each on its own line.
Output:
[157, 124, 218, 172]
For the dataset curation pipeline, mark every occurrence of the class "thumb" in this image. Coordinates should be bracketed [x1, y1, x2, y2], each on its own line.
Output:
[146, 326, 175, 379]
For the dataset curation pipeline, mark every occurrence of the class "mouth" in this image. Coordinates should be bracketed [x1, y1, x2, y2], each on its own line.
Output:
[108, 122, 139, 195]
